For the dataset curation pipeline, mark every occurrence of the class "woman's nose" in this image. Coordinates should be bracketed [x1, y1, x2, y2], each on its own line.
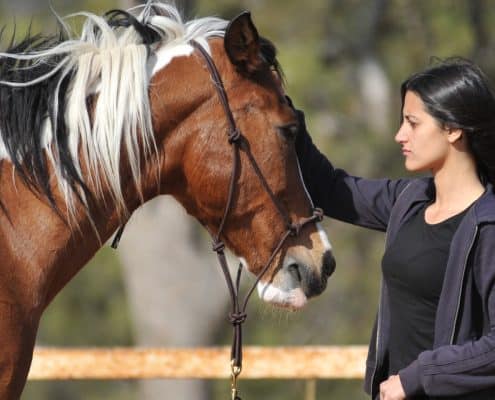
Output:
[395, 124, 407, 143]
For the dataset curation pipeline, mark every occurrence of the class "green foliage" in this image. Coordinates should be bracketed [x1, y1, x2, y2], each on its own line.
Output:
[0, 0, 493, 399]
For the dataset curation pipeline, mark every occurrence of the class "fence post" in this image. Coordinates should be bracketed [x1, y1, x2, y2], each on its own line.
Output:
[305, 379, 316, 400]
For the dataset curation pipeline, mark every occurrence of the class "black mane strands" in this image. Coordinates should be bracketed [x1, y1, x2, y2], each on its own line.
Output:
[0, 29, 88, 214]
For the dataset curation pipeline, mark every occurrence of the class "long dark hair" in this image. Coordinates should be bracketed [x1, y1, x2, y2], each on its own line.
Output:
[401, 58, 495, 186]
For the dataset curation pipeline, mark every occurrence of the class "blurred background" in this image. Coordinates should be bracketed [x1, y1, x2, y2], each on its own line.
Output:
[1, 0, 495, 399]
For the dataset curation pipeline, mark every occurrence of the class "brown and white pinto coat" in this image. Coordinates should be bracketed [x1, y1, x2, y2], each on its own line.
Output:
[0, 5, 334, 399]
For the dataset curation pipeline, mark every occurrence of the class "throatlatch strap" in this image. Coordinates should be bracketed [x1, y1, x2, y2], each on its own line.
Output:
[111, 223, 127, 249]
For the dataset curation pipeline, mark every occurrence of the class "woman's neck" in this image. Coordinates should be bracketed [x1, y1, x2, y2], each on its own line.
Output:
[430, 149, 485, 214]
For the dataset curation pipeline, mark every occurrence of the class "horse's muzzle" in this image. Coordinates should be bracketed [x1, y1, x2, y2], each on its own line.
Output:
[295, 250, 335, 298]
[322, 250, 336, 280]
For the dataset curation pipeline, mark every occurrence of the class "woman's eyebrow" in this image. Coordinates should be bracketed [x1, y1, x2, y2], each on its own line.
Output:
[404, 114, 420, 122]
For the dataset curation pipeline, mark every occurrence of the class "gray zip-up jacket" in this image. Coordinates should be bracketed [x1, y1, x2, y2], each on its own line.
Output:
[296, 113, 495, 399]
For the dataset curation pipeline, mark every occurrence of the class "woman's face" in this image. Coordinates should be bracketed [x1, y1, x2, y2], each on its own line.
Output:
[395, 91, 450, 173]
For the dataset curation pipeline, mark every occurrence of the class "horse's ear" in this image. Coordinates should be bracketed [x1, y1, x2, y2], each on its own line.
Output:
[224, 11, 264, 75]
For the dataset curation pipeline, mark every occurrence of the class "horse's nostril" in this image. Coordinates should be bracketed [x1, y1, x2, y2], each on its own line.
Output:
[288, 263, 302, 283]
[322, 251, 336, 278]
[285, 253, 335, 299]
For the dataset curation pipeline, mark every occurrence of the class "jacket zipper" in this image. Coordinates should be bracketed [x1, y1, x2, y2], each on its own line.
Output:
[370, 222, 393, 393]
[370, 182, 413, 395]
[370, 279, 383, 394]
[449, 225, 478, 345]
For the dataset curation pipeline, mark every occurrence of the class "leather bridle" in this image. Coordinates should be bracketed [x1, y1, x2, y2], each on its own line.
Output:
[190, 40, 323, 399]
[112, 39, 324, 400]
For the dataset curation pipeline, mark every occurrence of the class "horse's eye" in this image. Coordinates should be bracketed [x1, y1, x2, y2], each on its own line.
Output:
[277, 123, 299, 141]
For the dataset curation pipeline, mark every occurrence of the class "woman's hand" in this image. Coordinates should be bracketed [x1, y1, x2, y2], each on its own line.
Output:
[380, 375, 406, 400]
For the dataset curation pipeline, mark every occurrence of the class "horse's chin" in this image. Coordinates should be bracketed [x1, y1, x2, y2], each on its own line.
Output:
[256, 281, 308, 310]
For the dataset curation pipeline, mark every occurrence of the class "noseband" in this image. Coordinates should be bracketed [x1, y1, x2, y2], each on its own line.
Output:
[190, 41, 323, 399]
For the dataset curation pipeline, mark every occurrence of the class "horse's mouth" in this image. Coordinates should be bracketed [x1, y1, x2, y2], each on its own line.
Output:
[256, 281, 308, 310]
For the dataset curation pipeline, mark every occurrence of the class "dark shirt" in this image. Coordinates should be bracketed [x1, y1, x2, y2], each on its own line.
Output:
[382, 204, 468, 378]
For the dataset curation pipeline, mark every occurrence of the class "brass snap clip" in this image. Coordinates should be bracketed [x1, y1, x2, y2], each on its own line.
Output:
[231, 359, 242, 400]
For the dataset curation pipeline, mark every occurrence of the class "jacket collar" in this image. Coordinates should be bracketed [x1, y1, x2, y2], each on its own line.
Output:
[406, 178, 495, 223]
[472, 184, 495, 223]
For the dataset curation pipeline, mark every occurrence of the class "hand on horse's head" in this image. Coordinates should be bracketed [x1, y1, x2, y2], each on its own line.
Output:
[284, 95, 310, 150]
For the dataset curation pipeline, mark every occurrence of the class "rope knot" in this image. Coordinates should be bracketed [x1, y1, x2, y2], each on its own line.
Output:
[312, 207, 324, 222]
[229, 312, 247, 326]
[288, 222, 302, 237]
[228, 128, 242, 144]
[212, 240, 226, 253]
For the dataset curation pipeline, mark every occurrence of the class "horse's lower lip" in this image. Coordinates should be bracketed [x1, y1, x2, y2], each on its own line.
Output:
[284, 288, 307, 310]
[275, 296, 307, 311]
[257, 282, 308, 309]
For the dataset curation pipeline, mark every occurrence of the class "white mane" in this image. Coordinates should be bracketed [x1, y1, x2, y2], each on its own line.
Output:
[0, 1, 228, 220]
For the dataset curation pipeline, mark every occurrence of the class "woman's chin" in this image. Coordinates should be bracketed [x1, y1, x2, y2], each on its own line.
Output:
[404, 161, 429, 174]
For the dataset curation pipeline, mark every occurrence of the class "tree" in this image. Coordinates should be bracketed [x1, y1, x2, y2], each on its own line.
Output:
[117, 197, 229, 400]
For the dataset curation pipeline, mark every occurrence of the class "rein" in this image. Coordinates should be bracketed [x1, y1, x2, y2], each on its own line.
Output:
[112, 40, 323, 400]
[190, 40, 323, 399]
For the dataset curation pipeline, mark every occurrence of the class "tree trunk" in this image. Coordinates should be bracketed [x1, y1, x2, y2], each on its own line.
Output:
[117, 196, 229, 400]
[322, 0, 391, 135]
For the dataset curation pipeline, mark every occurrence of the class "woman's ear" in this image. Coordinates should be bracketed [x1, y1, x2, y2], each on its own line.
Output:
[447, 128, 463, 144]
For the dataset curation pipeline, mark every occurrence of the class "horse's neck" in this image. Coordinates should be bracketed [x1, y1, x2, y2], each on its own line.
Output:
[70, 47, 215, 232]
[0, 46, 219, 309]
[0, 164, 133, 308]
[77, 47, 216, 240]
[136, 45, 223, 214]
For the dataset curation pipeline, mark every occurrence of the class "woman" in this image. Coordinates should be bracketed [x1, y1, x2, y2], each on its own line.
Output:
[294, 59, 495, 399]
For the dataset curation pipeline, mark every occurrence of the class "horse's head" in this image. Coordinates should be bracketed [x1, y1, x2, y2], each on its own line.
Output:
[149, 11, 335, 310]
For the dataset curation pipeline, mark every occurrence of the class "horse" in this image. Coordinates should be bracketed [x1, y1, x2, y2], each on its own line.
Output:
[0, 2, 335, 398]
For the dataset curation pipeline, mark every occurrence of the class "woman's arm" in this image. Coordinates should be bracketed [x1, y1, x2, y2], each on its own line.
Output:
[295, 108, 409, 231]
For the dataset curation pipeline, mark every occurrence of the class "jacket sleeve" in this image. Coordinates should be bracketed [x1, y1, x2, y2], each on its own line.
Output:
[399, 223, 495, 397]
[295, 109, 409, 231]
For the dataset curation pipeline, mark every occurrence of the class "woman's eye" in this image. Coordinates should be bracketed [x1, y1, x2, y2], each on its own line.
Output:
[277, 123, 299, 140]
